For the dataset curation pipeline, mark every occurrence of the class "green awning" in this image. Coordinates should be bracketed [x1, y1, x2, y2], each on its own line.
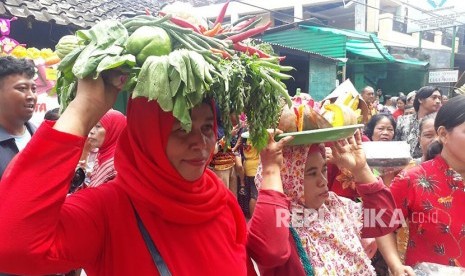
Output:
[262, 25, 428, 67]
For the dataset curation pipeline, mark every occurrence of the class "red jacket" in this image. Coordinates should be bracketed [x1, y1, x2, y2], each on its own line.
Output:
[0, 122, 254, 275]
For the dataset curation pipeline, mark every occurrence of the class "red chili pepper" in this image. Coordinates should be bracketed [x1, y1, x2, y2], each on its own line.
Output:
[199, 25, 207, 33]
[233, 43, 270, 58]
[226, 22, 271, 43]
[214, 1, 230, 25]
[158, 11, 201, 33]
[145, 7, 151, 15]
[232, 16, 257, 31]
[234, 44, 287, 61]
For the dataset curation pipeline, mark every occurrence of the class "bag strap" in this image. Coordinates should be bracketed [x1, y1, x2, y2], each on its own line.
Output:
[132, 203, 172, 276]
[290, 226, 314, 276]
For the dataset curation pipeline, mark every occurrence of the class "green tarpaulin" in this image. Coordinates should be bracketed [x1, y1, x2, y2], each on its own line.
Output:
[262, 25, 428, 67]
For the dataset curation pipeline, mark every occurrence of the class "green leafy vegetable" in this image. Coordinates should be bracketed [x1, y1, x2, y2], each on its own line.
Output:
[55, 16, 295, 151]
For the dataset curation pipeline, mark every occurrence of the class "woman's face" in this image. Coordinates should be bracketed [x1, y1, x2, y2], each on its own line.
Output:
[420, 119, 436, 158]
[397, 99, 405, 110]
[166, 103, 216, 181]
[88, 122, 106, 149]
[404, 107, 415, 116]
[407, 97, 415, 105]
[440, 122, 465, 169]
[420, 91, 442, 114]
[372, 117, 395, 141]
[303, 151, 329, 209]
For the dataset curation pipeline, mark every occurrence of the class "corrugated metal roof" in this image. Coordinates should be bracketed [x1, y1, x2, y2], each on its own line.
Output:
[0, 0, 158, 28]
[301, 25, 393, 63]
[255, 39, 341, 63]
[262, 25, 428, 67]
[262, 27, 347, 59]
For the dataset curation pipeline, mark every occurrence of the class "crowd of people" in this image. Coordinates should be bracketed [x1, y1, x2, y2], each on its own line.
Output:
[0, 55, 464, 276]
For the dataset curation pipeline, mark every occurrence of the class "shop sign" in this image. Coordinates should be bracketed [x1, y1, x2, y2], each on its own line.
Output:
[428, 70, 459, 83]
[406, 0, 465, 32]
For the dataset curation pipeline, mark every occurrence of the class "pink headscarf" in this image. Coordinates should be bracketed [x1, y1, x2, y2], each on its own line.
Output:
[97, 109, 126, 164]
[256, 143, 374, 275]
[255, 144, 325, 206]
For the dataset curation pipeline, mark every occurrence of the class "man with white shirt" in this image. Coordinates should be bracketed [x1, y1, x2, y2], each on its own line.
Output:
[0, 56, 37, 180]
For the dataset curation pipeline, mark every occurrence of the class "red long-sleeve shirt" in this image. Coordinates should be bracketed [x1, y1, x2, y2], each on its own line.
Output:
[390, 155, 465, 267]
[0, 122, 253, 275]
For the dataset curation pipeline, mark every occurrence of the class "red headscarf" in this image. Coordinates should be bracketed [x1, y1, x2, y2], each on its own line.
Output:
[113, 97, 230, 224]
[97, 109, 126, 164]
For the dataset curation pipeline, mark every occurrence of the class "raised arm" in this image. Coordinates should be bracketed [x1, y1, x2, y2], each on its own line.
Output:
[330, 130, 399, 237]
[55, 72, 124, 136]
[247, 130, 294, 267]
[0, 74, 124, 274]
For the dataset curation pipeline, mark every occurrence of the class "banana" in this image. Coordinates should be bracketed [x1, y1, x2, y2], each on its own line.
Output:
[334, 92, 352, 106]
[348, 94, 360, 111]
[323, 104, 344, 127]
[343, 93, 353, 106]
[322, 103, 359, 127]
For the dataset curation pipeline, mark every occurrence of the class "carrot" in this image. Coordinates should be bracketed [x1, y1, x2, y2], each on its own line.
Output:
[203, 23, 222, 37]
[158, 11, 201, 33]
[45, 55, 61, 66]
[226, 22, 271, 43]
[210, 48, 232, 59]
[214, 1, 230, 25]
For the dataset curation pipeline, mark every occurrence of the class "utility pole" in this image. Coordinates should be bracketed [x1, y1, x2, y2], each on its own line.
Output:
[450, 25, 457, 68]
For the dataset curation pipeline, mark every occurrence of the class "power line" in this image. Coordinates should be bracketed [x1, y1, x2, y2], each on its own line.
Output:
[230, 0, 454, 49]
[230, 0, 413, 24]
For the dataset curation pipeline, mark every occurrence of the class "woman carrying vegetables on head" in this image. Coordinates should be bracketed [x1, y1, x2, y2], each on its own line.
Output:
[247, 130, 410, 276]
[0, 72, 256, 275]
[0, 6, 296, 274]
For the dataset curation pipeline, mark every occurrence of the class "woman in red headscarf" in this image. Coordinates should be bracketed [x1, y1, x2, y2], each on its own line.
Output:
[87, 109, 126, 187]
[0, 76, 254, 275]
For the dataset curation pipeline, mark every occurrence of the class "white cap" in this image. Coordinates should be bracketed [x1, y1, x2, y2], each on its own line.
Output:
[406, 91, 416, 101]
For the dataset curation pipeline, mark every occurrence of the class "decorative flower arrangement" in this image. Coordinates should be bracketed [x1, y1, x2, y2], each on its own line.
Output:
[0, 16, 60, 94]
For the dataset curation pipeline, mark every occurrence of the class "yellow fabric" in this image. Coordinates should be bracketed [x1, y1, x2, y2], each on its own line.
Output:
[243, 141, 259, 177]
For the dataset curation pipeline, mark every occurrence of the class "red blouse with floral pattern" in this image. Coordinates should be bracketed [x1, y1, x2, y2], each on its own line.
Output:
[390, 155, 465, 267]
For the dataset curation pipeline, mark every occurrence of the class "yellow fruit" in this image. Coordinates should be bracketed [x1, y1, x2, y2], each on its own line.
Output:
[323, 104, 344, 127]
[322, 104, 358, 127]
[348, 94, 360, 110]
[335, 92, 353, 106]
[344, 93, 353, 106]
[39, 48, 54, 59]
[10, 46, 28, 58]
[26, 47, 41, 59]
